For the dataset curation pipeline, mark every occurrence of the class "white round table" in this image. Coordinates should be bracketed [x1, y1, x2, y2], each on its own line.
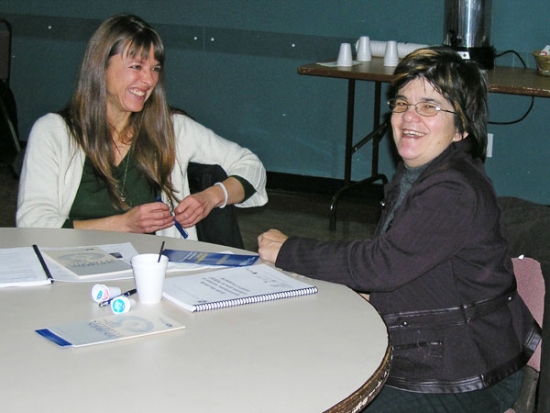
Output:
[0, 228, 390, 413]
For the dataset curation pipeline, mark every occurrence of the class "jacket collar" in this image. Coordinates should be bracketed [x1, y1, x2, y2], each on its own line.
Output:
[386, 138, 474, 195]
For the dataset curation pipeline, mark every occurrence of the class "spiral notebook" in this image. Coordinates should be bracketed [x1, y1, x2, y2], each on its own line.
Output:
[162, 263, 318, 312]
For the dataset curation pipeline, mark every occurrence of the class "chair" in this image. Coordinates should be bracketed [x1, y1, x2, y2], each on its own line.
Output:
[172, 108, 245, 249]
[187, 162, 245, 249]
[498, 196, 550, 412]
[505, 257, 545, 413]
[0, 19, 21, 173]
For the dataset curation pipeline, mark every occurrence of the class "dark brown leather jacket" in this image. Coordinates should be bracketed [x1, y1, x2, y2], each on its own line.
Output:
[276, 138, 541, 393]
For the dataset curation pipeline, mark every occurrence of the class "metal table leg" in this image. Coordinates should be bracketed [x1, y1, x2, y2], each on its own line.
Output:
[329, 80, 388, 231]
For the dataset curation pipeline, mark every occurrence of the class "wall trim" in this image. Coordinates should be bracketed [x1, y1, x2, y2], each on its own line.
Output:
[266, 171, 384, 199]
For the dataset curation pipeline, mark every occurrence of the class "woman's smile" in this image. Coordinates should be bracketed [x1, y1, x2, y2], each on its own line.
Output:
[391, 78, 465, 168]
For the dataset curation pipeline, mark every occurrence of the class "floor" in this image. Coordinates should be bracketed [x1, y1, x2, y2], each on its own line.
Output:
[0, 165, 18, 228]
[0, 165, 381, 251]
[236, 189, 381, 251]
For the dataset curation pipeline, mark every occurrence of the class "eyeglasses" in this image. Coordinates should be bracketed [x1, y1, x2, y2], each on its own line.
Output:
[387, 98, 456, 117]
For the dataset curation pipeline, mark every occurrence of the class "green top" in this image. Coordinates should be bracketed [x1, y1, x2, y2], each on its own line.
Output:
[63, 155, 256, 228]
[232, 175, 256, 201]
[63, 154, 156, 228]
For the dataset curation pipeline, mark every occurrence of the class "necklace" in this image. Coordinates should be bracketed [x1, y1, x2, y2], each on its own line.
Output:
[119, 153, 131, 203]
[112, 130, 134, 204]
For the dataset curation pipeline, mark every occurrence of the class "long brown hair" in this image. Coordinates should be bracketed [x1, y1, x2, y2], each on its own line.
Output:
[60, 14, 178, 210]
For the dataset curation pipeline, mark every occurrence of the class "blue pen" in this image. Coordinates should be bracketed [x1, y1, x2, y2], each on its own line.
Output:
[156, 196, 188, 239]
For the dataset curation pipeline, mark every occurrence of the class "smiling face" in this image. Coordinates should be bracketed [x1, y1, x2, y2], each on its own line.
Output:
[105, 45, 160, 128]
[391, 77, 467, 168]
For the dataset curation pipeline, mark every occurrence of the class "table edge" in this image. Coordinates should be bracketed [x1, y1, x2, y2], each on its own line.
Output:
[324, 341, 392, 413]
[297, 62, 550, 98]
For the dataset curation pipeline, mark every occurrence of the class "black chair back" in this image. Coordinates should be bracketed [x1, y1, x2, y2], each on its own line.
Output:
[187, 162, 244, 249]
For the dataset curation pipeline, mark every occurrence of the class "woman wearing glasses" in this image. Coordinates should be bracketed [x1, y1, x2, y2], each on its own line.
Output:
[258, 47, 540, 412]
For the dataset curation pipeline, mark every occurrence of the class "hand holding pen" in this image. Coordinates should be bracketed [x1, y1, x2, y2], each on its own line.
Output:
[156, 196, 188, 239]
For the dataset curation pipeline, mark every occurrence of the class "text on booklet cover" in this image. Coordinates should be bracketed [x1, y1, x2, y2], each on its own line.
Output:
[163, 249, 259, 267]
[43, 246, 132, 277]
[36, 309, 185, 347]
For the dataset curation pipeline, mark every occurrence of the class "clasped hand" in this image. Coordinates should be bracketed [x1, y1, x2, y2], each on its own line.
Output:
[173, 189, 219, 227]
[257, 229, 288, 264]
[120, 189, 217, 234]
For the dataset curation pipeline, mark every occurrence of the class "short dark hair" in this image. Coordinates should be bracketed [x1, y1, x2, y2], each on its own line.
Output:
[391, 46, 488, 159]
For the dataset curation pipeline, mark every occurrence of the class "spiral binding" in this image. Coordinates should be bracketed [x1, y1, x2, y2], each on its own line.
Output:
[195, 286, 318, 312]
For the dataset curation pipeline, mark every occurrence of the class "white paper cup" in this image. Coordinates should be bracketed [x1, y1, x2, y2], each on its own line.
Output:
[336, 43, 353, 67]
[355, 36, 372, 62]
[383, 40, 399, 67]
[397, 43, 429, 58]
[131, 253, 168, 304]
[370, 40, 387, 57]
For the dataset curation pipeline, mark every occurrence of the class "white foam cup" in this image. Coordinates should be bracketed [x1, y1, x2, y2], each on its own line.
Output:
[370, 40, 387, 57]
[355, 36, 372, 62]
[336, 43, 353, 67]
[383, 40, 399, 67]
[131, 253, 168, 304]
[397, 43, 429, 58]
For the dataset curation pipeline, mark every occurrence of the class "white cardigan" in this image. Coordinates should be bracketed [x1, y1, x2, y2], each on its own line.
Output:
[17, 113, 268, 239]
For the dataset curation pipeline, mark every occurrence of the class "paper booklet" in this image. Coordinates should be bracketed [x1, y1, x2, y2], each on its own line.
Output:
[163, 263, 318, 312]
[36, 309, 185, 348]
[43, 246, 132, 277]
[0, 246, 54, 287]
[0, 243, 139, 287]
[163, 249, 259, 267]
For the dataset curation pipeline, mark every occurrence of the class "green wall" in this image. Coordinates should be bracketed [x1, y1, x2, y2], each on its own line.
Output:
[2, 0, 549, 204]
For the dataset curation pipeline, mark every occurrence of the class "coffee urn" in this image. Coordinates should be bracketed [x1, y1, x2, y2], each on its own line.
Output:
[443, 0, 495, 69]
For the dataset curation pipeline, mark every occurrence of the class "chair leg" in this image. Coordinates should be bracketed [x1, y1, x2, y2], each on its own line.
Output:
[510, 366, 539, 413]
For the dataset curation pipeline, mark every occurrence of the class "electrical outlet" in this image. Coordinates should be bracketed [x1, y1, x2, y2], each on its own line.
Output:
[487, 133, 493, 158]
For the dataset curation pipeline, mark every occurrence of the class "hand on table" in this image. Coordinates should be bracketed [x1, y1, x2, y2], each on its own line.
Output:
[258, 229, 288, 264]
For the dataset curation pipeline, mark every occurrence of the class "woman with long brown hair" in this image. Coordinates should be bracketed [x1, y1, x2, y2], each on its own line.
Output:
[17, 14, 267, 239]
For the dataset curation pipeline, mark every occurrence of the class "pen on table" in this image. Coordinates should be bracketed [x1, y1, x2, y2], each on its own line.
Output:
[32, 244, 54, 284]
[156, 196, 188, 239]
[99, 288, 137, 307]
